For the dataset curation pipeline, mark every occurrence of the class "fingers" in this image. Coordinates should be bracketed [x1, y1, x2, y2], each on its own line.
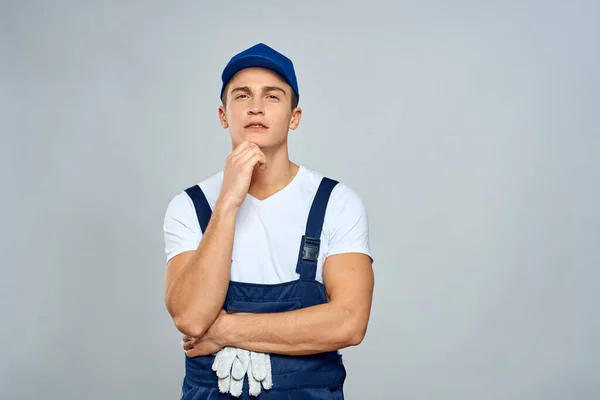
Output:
[226, 141, 253, 167]
[231, 143, 267, 171]
[217, 375, 231, 394]
[250, 351, 267, 381]
[229, 140, 256, 162]
[230, 375, 244, 398]
[182, 336, 197, 351]
[211, 349, 221, 371]
[212, 347, 236, 395]
[247, 357, 262, 397]
[211, 347, 272, 397]
[232, 349, 250, 380]
[216, 347, 237, 378]
[231, 140, 254, 156]
[237, 149, 267, 172]
[262, 354, 273, 390]
[229, 145, 253, 165]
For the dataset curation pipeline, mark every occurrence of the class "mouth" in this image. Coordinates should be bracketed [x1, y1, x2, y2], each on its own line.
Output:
[244, 122, 269, 129]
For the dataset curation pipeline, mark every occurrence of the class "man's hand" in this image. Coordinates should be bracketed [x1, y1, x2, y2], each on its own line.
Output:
[182, 310, 229, 357]
[218, 141, 266, 209]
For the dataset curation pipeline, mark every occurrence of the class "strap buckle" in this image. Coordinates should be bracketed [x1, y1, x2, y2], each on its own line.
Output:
[301, 235, 321, 263]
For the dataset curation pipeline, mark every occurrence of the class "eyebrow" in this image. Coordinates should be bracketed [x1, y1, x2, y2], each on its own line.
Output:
[230, 86, 251, 95]
[230, 86, 287, 97]
[263, 86, 287, 97]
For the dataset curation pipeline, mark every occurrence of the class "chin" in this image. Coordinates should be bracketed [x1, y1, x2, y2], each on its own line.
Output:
[237, 133, 278, 148]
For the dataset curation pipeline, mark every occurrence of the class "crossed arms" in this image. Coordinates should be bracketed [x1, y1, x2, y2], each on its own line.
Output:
[164, 203, 374, 357]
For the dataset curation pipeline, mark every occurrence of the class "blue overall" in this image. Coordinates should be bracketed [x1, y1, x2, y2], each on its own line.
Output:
[180, 177, 346, 399]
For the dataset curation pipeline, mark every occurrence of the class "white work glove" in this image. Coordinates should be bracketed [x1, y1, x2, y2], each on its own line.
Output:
[230, 348, 250, 397]
[212, 347, 250, 397]
[211, 347, 272, 397]
[211, 347, 237, 395]
[246, 351, 273, 397]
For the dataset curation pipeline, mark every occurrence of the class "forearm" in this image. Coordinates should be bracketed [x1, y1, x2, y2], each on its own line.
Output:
[221, 302, 366, 356]
[165, 201, 237, 337]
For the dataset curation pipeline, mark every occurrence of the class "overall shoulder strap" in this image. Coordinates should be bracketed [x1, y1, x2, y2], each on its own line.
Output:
[296, 177, 339, 280]
[184, 185, 212, 234]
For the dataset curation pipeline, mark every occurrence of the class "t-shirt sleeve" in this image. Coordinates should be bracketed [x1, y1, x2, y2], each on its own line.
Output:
[324, 183, 373, 262]
[163, 192, 202, 263]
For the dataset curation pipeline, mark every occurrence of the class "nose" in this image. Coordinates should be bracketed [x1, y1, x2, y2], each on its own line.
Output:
[247, 98, 265, 115]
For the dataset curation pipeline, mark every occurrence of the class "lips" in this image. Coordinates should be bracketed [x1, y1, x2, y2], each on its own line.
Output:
[244, 121, 269, 128]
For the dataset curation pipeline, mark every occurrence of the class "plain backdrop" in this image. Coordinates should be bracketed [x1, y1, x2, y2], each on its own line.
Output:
[2, 1, 599, 399]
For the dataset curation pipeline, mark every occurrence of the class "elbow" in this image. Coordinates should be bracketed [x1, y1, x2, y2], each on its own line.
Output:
[334, 303, 369, 348]
[340, 313, 368, 347]
[165, 299, 209, 338]
[345, 325, 367, 347]
[172, 315, 209, 338]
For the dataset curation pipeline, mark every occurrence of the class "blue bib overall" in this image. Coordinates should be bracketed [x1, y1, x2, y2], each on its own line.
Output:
[180, 177, 346, 399]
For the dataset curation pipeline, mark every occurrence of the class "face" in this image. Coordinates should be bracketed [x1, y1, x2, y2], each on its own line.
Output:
[218, 68, 302, 150]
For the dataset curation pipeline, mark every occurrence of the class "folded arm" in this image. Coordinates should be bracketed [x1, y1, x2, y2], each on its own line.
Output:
[164, 201, 238, 338]
[217, 252, 374, 356]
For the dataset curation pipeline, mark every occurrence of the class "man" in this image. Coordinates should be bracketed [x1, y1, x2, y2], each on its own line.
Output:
[163, 43, 374, 399]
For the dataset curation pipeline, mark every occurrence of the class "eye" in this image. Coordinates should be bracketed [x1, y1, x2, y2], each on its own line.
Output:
[236, 94, 248, 99]
[267, 95, 279, 100]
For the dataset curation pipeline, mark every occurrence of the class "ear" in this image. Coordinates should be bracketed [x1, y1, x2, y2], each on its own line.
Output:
[218, 105, 228, 128]
[289, 107, 302, 130]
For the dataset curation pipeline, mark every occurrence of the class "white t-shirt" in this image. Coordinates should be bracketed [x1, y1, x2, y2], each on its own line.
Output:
[163, 165, 372, 284]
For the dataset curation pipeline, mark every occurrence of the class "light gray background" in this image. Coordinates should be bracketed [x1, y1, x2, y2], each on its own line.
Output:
[2, 1, 599, 399]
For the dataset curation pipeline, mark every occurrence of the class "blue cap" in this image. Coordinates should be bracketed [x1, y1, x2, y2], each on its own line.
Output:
[220, 43, 299, 103]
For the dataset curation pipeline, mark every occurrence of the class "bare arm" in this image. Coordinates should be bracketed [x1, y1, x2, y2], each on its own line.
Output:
[164, 202, 237, 338]
[201, 252, 374, 356]
[164, 141, 267, 338]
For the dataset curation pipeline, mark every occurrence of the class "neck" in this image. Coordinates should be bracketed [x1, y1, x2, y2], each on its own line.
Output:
[247, 144, 299, 200]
